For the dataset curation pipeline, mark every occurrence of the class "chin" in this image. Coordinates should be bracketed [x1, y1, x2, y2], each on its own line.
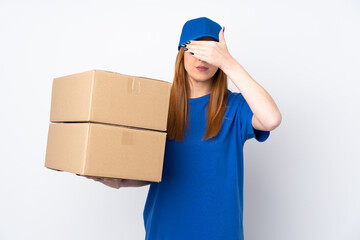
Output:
[193, 77, 212, 82]
[193, 73, 214, 81]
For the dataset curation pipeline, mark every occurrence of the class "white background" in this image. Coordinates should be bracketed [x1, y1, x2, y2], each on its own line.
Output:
[0, 0, 359, 239]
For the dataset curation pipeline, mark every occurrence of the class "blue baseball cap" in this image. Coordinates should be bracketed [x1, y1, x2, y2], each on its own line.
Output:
[178, 17, 222, 51]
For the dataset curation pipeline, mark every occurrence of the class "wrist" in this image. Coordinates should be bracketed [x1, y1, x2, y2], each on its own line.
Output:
[221, 55, 238, 75]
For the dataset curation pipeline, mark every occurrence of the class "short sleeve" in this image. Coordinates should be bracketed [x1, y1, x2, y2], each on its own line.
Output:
[237, 94, 270, 144]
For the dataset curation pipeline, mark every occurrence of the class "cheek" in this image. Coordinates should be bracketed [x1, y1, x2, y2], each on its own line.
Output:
[209, 67, 219, 76]
[184, 52, 192, 62]
[184, 53, 195, 70]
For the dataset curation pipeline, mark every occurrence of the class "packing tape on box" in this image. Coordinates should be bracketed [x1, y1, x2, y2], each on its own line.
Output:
[127, 77, 141, 95]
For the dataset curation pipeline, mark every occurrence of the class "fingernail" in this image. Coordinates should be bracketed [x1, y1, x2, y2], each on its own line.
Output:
[184, 47, 188, 51]
[181, 44, 187, 47]
[223, 26, 225, 32]
[186, 41, 191, 44]
[190, 52, 194, 55]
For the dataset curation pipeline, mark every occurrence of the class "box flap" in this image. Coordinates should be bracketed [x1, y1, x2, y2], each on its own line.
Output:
[50, 70, 94, 122]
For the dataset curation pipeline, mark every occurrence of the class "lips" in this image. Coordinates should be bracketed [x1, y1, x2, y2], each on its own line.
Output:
[196, 66, 208, 71]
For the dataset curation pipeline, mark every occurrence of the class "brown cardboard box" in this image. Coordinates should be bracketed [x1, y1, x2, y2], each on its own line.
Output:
[45, 70, 172, 182]
[50, 69, 171, 131]
[45, 122, 166, 182]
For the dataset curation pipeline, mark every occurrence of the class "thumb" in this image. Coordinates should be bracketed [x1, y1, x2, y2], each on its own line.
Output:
[219, 26, 226, 44]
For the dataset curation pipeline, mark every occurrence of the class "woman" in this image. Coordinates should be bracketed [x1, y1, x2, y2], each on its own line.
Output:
[85, 16, 282, 240]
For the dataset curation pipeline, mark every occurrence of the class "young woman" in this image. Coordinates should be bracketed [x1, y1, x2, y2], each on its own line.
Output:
[85, 16, 281, 240]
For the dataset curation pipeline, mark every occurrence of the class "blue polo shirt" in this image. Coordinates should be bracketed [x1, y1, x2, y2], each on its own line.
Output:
[143, 89, 270, 240]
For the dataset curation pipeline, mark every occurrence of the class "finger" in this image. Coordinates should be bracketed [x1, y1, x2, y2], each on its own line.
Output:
[187, 51, 208, 62]
[187, 40, 215, 46]
[185, 44, 208, 52]
[219, 26, 226, 44]
[186, 47, 207, 56]
[86, 176, 97, 179]
[91, 177, 102, 181]
[185, 47, 207, 56]
[187, 41, 215, 51]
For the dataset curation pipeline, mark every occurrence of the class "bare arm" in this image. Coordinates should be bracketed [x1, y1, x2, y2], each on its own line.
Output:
[222, 57, 282, 131]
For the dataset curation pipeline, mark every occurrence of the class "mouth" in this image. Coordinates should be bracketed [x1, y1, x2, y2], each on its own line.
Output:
[196, 66, 209, 72]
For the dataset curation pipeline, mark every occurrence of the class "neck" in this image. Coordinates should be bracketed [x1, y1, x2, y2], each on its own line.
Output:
[188, 77, 212, 99]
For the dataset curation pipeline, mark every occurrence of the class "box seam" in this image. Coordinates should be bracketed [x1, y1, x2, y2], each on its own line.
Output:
[81, 123, 90, 175]
[88, 70, 95, 121]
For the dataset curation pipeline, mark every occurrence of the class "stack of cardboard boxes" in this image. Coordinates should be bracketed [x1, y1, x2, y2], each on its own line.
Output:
[45, 69, 172, 182]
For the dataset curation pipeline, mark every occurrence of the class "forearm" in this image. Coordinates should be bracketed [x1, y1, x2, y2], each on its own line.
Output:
[222, 57, 282, 129]
[121, 179, 151, 188]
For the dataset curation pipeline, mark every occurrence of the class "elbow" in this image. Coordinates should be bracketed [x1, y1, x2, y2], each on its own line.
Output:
[265, 112, 282, 131]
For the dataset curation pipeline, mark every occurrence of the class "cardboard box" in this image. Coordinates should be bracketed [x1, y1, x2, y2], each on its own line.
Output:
[50, 69, 171, 131]
[45, 70, 172, 182]
[45, 122, 167, 182]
